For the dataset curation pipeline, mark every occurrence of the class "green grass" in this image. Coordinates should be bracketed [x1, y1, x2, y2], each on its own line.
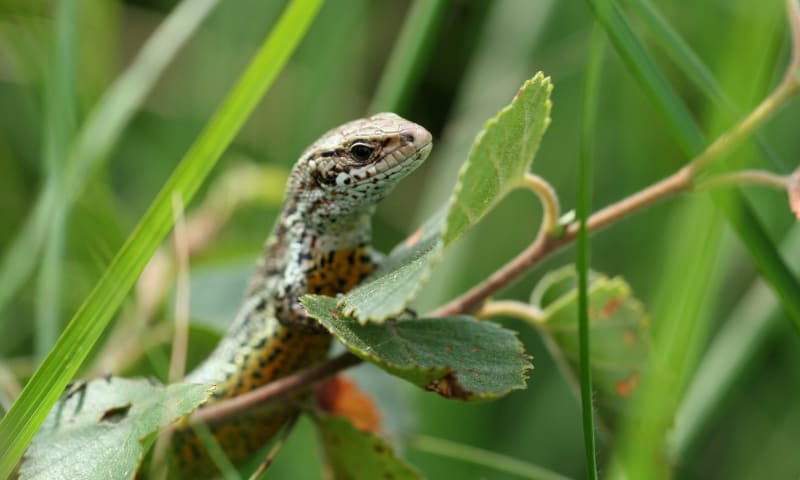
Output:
[0, 0, 322, 475]
[576, 25, 604, 480]
[1, 1, 799, 479]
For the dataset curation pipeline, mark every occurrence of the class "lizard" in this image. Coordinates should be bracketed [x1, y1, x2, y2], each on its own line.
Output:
[167, 112, 433, 477]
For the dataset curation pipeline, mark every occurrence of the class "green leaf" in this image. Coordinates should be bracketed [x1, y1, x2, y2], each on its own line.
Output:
[313, 413, 421, 480]
[531, 267, 650, 429]
[303, 295, 531, 400]
[341, 74, 553, 322]
[17, 378, 212, 480]
[0, 2, 322, 476]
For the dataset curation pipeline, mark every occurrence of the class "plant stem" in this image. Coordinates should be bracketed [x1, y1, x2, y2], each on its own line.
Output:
[434, 37, 800, 318]
[431, 165, 692, 317]
[476, 300, 544, 324]
[693, 170, 790, 192]
[191, 352, 361, 426]
[521, 173, 561, 234]
[687, 80, 799, 175]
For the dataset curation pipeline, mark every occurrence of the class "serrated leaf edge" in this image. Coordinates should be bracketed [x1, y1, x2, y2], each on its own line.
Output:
[341, 73, 553, 322]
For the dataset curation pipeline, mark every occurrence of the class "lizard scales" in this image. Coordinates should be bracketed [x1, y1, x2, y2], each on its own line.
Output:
[171, 113, 432, 476]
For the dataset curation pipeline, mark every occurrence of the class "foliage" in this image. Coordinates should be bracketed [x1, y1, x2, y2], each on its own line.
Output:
[340, 74, 552, 323]
[1, 1, 799, 479]
[17, 378, 212, 480]
[303, 295, 531, 400]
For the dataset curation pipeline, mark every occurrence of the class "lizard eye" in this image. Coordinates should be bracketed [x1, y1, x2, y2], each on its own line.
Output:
[349, 143, 374, 162]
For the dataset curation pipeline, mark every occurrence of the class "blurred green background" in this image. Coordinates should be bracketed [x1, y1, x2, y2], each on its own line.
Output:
[1, 0, 799, 478]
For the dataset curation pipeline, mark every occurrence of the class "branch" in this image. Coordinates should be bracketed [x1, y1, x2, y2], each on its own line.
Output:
[189, 352, 361, 426]
[693, 170, 790, 192]
[432, 166, 693, 316]
[435, 1, 800, 317]
[521, 173, 561, 234]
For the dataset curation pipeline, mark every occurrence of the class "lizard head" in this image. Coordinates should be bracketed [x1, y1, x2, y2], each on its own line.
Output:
[291, 112, 432, 222]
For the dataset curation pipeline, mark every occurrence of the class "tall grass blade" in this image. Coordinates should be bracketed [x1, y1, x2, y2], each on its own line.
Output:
[672, 225, 800, 458]
[0, 1, 323, 475]
[0, 0, 220, 331]
[584, 0, 800, 331]
[368, 0, 449, 113]
[34, 0, 78, 361]
[626, 0, 786, 169]
[576, 25, 604, 480]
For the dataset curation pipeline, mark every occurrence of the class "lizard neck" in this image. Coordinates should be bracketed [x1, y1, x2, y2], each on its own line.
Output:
[276, 200, 376, 298]
[286, 198, 375, 251]
[248, 199, 376, 304]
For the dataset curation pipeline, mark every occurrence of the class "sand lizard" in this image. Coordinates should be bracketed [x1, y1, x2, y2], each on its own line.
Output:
[169, 113, 432, 476]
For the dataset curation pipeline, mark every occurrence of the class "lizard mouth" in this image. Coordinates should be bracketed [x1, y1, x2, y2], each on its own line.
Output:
[372, 140, 432, 176]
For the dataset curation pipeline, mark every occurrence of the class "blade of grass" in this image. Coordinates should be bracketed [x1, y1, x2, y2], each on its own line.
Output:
[368, 0, 450, 113]
[408, 434, 572, 480]
[626, 0, 786, 170]
[576, 25, 604, 480]
[0, 1, 323, 475]
[671, 224, 800, 459]
[585, 0, 800, 330]
[583, 0, 705, 157]
[0, 0, 220, 336]
[585, 0, 800, 477]
[34, 0, 78, 361]
[626, 0, 726, 107]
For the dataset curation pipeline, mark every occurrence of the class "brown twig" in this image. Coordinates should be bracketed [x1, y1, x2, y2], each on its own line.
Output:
[433, 166, 693, 316]
[693, 170, 790, 192]
[191, 352, 362, 426]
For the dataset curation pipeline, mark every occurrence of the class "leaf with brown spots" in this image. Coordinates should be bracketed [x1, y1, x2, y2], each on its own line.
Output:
[302, 295, 532, 401]
[18, 378, 212, 480]
[529, 266, 650, 432]
[316, 376, 382, 434]
[313, 413, 421, 480]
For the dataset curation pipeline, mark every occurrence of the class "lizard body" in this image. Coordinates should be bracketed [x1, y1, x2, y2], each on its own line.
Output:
[170, 113, 432, 476]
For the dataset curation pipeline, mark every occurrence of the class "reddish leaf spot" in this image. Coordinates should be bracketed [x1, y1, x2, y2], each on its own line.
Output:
[614, 371, 640, 398]
[470, 346, 480, 352]
[514, 84, 525, 101]
[623, 329, 636, 345]
[330, 310, 339, 319]
[404, 228, 424, 248]
[316, 376, 382, 433]
[443, 345, 453, 352]
[602, 297, 622, 318]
